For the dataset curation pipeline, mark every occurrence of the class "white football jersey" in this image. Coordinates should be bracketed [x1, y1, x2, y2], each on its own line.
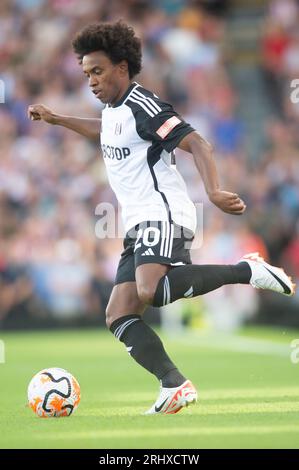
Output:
[100, 82, 197, 234]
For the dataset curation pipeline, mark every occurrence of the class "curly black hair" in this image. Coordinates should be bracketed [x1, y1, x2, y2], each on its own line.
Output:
[72, 21, 142, 79]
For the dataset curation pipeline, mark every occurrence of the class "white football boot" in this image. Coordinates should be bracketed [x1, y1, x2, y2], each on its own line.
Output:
[240, 252, 296, 296]
[144, 380, 198, 415]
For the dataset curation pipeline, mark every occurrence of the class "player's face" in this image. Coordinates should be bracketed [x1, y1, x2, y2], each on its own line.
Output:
[82, 51, 128, 106]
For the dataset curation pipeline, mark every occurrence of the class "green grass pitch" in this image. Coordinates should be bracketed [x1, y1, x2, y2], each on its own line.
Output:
[0, 326, 299, 449]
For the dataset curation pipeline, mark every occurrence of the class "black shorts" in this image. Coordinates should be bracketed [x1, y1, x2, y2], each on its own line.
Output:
[115, 221, 194, 285]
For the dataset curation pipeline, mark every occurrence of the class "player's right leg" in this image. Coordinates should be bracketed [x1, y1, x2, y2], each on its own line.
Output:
[126, 221, 295, 308]
[152, 254, 295, 308]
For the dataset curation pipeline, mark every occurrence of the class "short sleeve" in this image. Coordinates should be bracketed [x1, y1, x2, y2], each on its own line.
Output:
[126, 89, 195, 152]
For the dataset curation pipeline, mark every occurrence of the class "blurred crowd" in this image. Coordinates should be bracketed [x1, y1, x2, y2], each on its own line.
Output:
[0, 0, 298, 330]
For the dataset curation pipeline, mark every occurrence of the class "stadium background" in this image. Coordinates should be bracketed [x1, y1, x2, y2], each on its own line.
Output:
[1, 0, 298, 331]
[1, 0, 299, 452]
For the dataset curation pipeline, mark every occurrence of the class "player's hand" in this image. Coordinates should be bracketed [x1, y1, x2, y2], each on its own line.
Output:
[209, 190, 246, 215]
[27, 104, 57, 124]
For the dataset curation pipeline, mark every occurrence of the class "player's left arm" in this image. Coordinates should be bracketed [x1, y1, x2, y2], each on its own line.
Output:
[135, 93, 245, 215]
[178, 131, 246, 215]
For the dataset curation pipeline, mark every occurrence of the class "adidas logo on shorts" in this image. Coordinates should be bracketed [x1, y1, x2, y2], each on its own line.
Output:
[141, 248, 155, 256]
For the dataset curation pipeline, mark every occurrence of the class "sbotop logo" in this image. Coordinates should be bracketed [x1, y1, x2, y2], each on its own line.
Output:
[290, 79, 299, 104]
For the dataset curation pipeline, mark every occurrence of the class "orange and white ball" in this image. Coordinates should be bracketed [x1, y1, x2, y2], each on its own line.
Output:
[28, 368, 80, 417]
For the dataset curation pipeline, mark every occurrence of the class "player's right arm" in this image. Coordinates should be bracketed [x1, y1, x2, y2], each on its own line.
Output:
[27, 104, 101, 142]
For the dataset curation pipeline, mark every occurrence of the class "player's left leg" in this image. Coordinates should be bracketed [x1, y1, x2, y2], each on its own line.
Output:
[108, 229, 197, 414]
[107, 278, 183, 386]
[107, 279, 197, 415]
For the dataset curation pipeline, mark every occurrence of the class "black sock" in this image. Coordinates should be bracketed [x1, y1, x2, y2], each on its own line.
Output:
[153, 262, 251, 307]
[109, 314, 186, 387]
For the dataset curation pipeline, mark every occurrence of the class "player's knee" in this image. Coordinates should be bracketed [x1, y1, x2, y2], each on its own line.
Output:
[105, 306, 116, 330]
[136, 283, 156, 305]
[106, 304, 143, 330]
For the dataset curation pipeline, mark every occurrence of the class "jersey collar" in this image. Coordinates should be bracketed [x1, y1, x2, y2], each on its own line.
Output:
[111, 82, 138, 108]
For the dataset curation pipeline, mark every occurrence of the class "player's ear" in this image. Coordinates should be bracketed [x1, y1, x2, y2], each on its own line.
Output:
[118, 60, 129, 76]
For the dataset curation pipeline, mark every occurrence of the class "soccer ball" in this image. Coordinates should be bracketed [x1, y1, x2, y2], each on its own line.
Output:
[28, 367, 81, 418]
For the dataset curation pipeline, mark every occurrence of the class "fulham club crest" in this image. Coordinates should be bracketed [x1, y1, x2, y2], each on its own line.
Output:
[114, 122, 122, 135]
